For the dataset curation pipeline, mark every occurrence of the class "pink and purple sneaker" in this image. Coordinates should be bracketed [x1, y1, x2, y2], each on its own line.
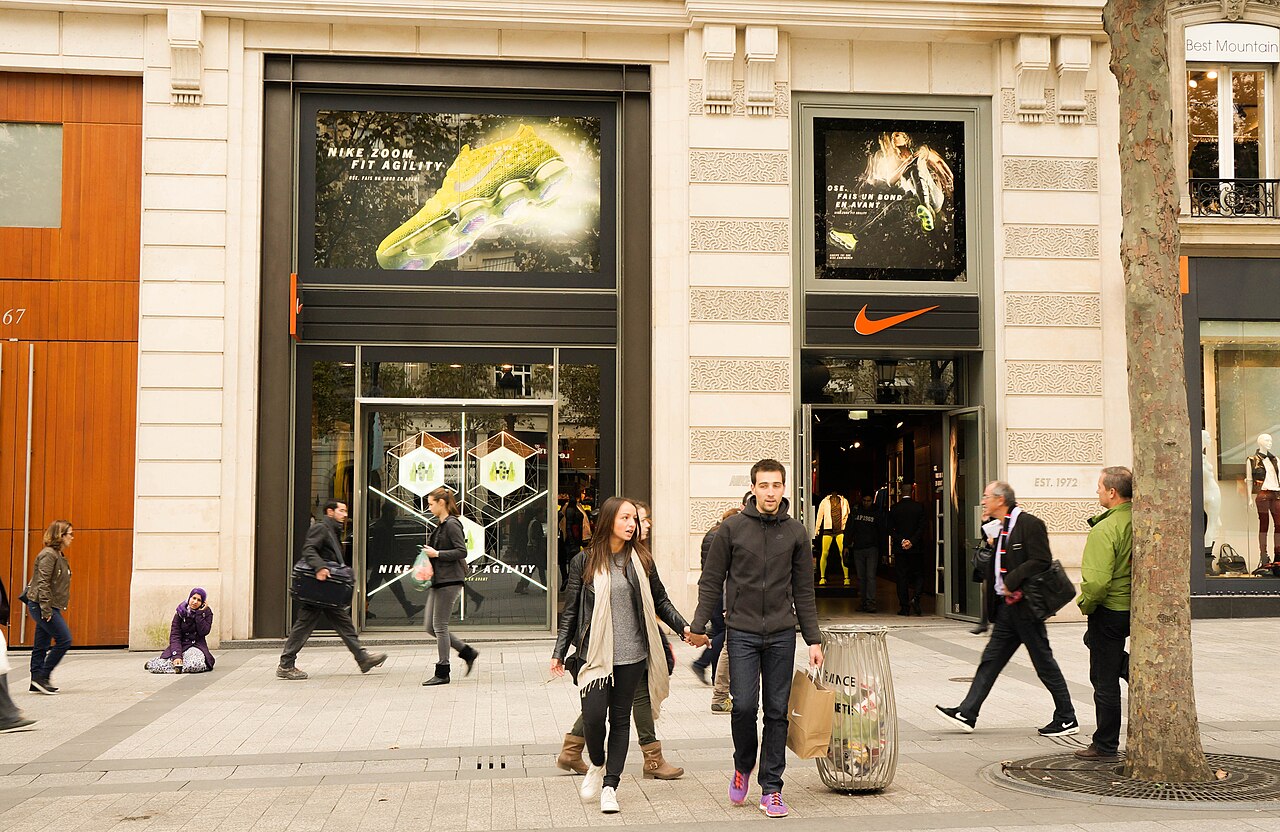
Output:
[759, 792, 789, 818]
[729, 769, 751, 805]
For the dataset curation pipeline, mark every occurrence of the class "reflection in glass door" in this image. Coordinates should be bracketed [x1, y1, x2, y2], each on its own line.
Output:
[356, 400, 556, 631]
[943, 407, 984, 620]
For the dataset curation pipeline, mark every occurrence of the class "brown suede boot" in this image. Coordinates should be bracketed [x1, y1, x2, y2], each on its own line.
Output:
[641, 741, 684, 780]
[556, 733, 588, 774]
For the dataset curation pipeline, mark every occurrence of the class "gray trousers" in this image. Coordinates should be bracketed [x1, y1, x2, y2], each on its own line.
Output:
[425, 584, 469, 664]
[712, 642, 731, 705]
[280, 604, 368, 668]
[0, 676, 19, 724]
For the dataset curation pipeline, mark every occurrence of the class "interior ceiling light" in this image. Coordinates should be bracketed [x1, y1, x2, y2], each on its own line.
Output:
[896, 421, 905, 429]
[853, 441, 862, 449]
[1207, 70, 1218, 79]
[449, 363, 462, 368]
[1189, 78, 1198, 88]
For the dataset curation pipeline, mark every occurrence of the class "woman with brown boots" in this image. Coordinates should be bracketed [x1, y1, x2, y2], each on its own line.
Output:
[554, 500, 684, 782]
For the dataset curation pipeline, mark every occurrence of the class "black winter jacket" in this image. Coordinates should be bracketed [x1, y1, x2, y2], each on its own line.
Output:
[428, 515, 469, 588]
[552, 550, 689, 662]
[691, 497, 821, 645]
[301, 517, 346, 569]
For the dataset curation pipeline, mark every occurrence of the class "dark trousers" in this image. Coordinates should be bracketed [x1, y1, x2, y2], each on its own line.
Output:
[27, 603, 72, 677]
[571, 671, 658, 747]
[581, 659, 646, 790]
[0, 677, 18, 723]
[895, 550, 925, 609]
[1258, 491, 1280, 561]
[1085, 606, 1131, 754]
[279, 604, 368, 668]
[852, 547, 880, 607]
[727, 627, 794, 794]
[693, 598, 726, 675]
[958, 602, 1076, 723]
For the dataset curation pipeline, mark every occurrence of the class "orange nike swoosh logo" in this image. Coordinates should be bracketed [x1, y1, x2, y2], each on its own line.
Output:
[853, 304, 939, 335]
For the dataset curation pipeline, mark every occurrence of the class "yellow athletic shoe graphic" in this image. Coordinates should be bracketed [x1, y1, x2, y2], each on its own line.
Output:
[376, 125, 571, 270]
[829, 229, 859, 252]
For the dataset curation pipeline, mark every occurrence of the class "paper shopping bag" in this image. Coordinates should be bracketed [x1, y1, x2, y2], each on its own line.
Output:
[786, 669, 835, 759]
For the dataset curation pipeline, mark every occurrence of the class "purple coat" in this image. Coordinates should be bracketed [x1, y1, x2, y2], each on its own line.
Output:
[159, 589, 215, 668]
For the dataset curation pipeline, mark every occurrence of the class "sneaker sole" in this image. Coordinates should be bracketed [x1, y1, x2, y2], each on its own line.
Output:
[377, 159, 571, 270]
[1040, 726, 1080, 737]
[29, 683, 57, 696]
[935, 707, 974, 733]
[758, 805, 789, 818]
[0, 722, 35, 732]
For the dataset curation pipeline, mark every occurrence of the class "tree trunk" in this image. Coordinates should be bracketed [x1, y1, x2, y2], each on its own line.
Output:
[1103, 0, 1213, 783]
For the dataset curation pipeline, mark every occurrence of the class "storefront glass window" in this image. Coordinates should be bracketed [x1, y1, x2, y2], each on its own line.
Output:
[0, 123, 61, 228]
[361, 361, 554, 400]
[1200, 321, 1280, 579]
[1233, 70, 1265, 178]
[310, 360, 357, 520]
[556, 362, 602, 584]
[802, 355, 958, 405]
[1186, 66, 1268, 180]
[1188, 69, 1221, 180]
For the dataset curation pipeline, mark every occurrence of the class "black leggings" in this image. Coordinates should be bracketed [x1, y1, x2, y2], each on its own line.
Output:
[581, 660, 646, 789]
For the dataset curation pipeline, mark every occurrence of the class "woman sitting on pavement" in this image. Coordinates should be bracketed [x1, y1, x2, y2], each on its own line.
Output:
[145, 588, 215, 674]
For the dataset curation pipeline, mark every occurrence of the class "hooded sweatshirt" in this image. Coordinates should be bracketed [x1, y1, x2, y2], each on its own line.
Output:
[692, 496, 821, 645]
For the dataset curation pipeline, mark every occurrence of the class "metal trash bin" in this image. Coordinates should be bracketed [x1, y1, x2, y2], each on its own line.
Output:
[816, 624, 898, 792]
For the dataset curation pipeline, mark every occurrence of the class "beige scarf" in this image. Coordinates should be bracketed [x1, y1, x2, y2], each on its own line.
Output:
[578, 551, 670, 720]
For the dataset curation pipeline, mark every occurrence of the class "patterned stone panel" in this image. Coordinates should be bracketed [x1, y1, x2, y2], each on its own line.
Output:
[690, 220, 790, 253]
[689, 81, 790, 116]
[1006, 361, 1103, 395]
[1004, 225, 1099, 259]
[1006, 430, 1104, 464]
[1002, 157, 1099, 191]
[691, 498, 741, 532]
[690, 429, 792, 462]
[689, 358, 791, 392]
[1000, 88, 1098, 124]
[1018, 498, 1097, 533]
[1004, 293, 1101, 327]
[690, 288, 790, 322]
[689, 151, 790, 184]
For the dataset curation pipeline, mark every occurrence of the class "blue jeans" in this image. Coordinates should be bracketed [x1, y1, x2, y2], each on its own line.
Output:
[693, 597, 726, 674]
[28, 602, 72, 678]
[727, 627, 795, 794]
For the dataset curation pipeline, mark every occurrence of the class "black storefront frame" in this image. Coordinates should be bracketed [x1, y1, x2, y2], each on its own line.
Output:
[256, 56, 651, 638]
[1186, 256, 1280, 616]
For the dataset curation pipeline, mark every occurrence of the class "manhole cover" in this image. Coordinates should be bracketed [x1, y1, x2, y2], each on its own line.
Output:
[991, 752, 1280, 807]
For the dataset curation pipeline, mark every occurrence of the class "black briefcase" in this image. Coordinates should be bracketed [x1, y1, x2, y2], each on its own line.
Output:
[290, 559, 355, 609]
[1020, 560, 1076, 621]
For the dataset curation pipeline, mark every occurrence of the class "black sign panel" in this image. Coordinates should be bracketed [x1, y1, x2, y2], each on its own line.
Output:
[805, 294, 980, 348]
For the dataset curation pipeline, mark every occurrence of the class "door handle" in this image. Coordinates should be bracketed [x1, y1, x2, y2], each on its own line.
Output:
[18, 344, 32, 643]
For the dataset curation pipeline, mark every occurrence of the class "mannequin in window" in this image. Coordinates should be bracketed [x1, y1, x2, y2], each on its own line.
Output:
[814, 491, 851, 586]
[1203, 430, 1221, 559]
[1247, 432, 1280, 567]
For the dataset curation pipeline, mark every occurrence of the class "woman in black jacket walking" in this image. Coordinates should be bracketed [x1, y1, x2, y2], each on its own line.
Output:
[421, 488, 478, 686]
[550, 497, 693, 815]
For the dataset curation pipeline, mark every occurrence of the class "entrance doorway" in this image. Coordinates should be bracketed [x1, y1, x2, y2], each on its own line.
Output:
[802, 404, 984, 621]
[355, 399, 557, 632]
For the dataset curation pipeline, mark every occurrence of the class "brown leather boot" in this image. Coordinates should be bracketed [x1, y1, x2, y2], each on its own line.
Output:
[556, 733, 588, 774]
[641, 741, 684, 780]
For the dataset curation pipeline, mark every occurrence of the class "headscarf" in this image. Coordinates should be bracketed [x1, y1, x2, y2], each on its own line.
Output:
[178, 587, 208, 616]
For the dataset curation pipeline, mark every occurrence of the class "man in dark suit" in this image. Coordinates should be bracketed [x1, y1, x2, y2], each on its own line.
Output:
[935, 481, 1078, 736]
[277, 499, 388, 680]
[889, 487, 927, 616]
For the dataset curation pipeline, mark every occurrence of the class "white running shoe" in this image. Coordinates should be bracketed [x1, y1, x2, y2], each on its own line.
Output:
[600, 786, 619, 814]
[580, 764, 605, 799]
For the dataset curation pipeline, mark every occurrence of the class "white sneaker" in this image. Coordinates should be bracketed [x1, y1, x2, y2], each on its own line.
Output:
[580, 764, 605, 799]
[600, 786, 619, 814]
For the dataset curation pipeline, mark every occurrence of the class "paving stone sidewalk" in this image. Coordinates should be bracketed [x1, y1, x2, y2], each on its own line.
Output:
[0, 619, 1278, 830]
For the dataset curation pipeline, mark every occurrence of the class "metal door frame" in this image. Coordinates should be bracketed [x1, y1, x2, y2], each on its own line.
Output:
[353, 396, 559, 633]
[942, 405, 985, 621]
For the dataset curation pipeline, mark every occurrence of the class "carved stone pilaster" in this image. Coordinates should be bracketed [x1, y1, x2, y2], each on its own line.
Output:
[168, 7, 204, 106]
[1015, 34, 1052, 123]
[702, 24, 736, 115]
[690, 429, 792, 463]
[744, 26, 778, 117]
[1018, 499, 1098, 533]
[1055, 36, 1092, 125]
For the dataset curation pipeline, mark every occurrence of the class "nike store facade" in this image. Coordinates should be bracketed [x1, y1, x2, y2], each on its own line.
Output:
[0, 3, 1147, 646]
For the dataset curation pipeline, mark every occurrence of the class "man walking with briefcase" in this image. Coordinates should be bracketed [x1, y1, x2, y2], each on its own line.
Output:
[935, 481, 1078, 737]
[278, 500, 387, 680]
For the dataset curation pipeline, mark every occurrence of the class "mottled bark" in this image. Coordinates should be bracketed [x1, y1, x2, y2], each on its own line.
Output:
[1104, 0, 1213, 783]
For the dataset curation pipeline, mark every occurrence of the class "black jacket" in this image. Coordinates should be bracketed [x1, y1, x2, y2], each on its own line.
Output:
[692, 496, 821, 645]
[984, 508, 1053, 600]
[552, 550, 689, 661]
[849, 509, 881, 550]
[428, 515, 469, 588]
[889, 498, 927, 554]
[301, 517, 346, 570]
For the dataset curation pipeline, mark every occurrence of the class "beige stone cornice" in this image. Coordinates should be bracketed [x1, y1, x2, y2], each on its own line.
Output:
[4, 0, 1106, 36]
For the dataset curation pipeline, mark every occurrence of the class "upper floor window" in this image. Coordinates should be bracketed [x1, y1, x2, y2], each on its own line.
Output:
[0, 122, 62, 228]
[1188, 66, 1267, 180]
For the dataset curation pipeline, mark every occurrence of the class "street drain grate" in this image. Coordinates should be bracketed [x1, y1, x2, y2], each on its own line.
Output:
[993, 752, 1280, 806]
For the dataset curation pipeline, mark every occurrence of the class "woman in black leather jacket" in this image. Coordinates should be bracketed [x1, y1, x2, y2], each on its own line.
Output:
[550, 497, 691, 815]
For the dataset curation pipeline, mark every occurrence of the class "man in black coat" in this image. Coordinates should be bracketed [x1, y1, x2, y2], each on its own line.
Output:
[889, 488, 927, 616]
[935, 481, 1078, 736]
[277, 499, 387, 680]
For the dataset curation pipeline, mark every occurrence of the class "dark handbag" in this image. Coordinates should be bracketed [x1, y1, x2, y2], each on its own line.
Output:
[1019, 560, 1077, 621]
[0, 575, 9, 622]
[970, 540, 994, 583]
[564, 652, 584, 684]
[1216, 543, 1247, 575]
[662, 633, 675, 675]
[290, 558, 356, 609]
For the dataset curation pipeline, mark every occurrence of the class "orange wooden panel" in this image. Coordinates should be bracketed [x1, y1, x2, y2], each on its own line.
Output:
[8, 528, 131, 647]
[0, 73, 141, 126]
[0, 73, 63, 123]
[0, 281, 136, 341]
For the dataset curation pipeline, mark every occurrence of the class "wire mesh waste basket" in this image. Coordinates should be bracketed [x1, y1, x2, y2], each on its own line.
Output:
[816, 624, 898, 792]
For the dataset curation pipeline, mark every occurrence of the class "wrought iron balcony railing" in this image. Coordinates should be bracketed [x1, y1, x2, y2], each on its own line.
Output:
[1190, 178, 1280, 218]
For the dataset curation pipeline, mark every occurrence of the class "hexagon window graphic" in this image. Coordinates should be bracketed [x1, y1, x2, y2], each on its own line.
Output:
[458, 515, 486, 564]
[397, 446, 446, 497]
[477, 445, 526, 498]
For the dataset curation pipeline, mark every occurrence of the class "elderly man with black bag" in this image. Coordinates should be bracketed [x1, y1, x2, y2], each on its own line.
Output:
[935, 481, 1078, 737]
[277, 499, 387, 680]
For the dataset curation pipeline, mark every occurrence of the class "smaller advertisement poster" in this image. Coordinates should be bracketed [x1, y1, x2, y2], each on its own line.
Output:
[815, 117, 966, 282]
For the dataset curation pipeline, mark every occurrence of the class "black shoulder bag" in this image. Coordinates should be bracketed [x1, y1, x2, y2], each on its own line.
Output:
[1020, 560, 1077, 621]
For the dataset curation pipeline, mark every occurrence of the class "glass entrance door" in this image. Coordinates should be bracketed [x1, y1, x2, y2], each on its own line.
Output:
[943, 407, 984, 620]
[355, 400, 556, 631]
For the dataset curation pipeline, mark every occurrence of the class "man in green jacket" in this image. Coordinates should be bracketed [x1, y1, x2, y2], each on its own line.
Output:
[1075, 466, 1132, 760]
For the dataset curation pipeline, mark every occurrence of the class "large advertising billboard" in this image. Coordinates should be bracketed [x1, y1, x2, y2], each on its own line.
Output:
[814, 117, 966, 282]
[309, 107, 603, 276]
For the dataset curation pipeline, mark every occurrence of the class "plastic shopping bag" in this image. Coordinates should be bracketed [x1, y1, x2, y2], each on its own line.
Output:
[411, 549, 434, 589]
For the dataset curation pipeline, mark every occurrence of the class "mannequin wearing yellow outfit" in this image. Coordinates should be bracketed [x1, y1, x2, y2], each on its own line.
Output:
[814, 493, 851, 585]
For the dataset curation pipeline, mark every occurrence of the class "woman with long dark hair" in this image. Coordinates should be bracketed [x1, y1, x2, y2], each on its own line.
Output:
[421, 488, 479, 686]
[551, 497, 692, 814]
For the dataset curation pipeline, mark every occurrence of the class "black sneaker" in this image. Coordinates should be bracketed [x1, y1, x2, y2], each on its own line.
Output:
[0, 718, 35, 732]
[1038, 717, 1079, 737]
[969, 623, 989, 635]
[935, 705, 976, 733]
[691, 662, 709, 686]
[29, 677, 57, 695]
